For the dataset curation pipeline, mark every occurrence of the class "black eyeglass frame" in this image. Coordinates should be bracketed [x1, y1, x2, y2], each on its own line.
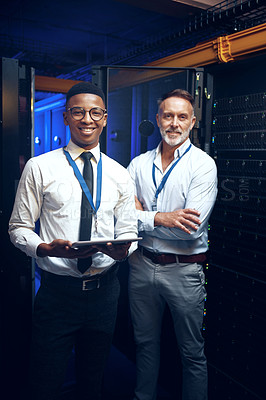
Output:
[67, 106, 107, 121]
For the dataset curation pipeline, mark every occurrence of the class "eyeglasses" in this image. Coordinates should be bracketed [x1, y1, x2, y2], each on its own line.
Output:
[67, 107, 107, 121]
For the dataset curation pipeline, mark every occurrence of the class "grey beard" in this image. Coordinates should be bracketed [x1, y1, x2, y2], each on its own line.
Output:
[160, 127, 190, 147]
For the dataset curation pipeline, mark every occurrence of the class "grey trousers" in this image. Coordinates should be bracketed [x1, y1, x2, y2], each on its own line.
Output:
[128, 249, 208, 400]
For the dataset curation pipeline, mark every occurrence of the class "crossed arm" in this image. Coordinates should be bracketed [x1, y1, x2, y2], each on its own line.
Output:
[134, 196, 201, 236]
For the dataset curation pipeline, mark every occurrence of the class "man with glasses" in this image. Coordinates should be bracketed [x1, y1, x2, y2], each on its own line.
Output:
[127, 89, 217, 400]
[9, 82, 138, 400]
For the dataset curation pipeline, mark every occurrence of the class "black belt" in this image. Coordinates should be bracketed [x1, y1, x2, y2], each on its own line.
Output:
[42, 264, 118, 291]
[139, 246, 206, 265]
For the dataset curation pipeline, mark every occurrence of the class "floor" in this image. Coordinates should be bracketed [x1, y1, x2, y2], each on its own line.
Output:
[59, 345, 173, 400]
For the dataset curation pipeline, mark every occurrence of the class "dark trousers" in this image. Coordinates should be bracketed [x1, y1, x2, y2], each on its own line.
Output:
[30, 267, 120, 400]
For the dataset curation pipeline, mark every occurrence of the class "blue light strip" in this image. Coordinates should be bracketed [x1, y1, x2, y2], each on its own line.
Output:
[35, 100, 65, 113]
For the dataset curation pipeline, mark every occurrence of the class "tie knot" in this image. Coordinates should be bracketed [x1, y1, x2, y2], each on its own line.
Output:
[80, 152, 93, 162]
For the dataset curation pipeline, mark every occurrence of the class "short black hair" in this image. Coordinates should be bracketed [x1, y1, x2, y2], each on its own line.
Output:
[66, 82, 105, 106]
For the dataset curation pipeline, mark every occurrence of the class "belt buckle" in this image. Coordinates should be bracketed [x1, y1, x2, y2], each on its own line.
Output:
[82, 278, 100, 291]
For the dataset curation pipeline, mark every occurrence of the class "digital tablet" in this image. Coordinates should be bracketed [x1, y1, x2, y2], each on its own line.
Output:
[71, 237, 142, 248]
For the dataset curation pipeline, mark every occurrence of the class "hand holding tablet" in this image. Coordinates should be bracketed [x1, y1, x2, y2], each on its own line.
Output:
[71, 237, 142, 249]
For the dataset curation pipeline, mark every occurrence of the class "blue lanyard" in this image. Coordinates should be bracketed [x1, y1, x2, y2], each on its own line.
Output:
[152, 144, 192, 200]
[64, 148, 102, 214]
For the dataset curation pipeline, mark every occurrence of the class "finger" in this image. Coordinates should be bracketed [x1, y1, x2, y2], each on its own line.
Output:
[187, 216, 201, 225]
[183, 220, 199, 231]
[184, 208, 200, 216]
[173, 219, 196, 233]
[93, 244, 112, 254]
[179, 224, 192, 234]
[113, 241, 131, 248]
[182, 213, 201, 224]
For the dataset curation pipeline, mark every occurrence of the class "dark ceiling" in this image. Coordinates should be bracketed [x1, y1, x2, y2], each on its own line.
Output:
[1, 0, 265, 87]
[0, 1, 199, 75]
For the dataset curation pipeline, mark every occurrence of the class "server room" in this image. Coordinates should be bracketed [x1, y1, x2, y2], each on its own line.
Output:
[1, 1, 266, 400]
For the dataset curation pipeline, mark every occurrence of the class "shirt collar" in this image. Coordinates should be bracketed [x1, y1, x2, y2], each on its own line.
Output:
[177, 138, 192, 158]
[156, 138, 191, 160]
[66, 139, 101, 163]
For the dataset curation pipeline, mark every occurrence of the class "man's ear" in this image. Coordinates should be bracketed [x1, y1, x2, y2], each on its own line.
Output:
[63, 111, 69, 126]
[156, 113, 160, 128]
[191, 116, 196, 130]
[103, 113, 107, 127]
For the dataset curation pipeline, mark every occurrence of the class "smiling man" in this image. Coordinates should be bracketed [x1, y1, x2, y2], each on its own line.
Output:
[127, 89, 218, 400]
[63, 90, 107, 150]
[9, 82, 138, 400]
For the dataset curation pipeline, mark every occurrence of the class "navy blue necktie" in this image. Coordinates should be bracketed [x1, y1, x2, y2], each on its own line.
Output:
[77, 152, 93, 273]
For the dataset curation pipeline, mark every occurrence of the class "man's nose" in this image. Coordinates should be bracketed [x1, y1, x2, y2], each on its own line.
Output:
[171, 115, 179, 126]
[82, 111, 93, 122]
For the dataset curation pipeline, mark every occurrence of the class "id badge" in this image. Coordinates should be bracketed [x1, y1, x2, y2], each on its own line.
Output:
[151, 199, 157, 211]
[94, 213, 98, 233]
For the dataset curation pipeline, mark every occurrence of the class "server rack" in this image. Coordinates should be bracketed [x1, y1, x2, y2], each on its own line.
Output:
[0, 58, 34, 399]
[206, 55, 266, 400]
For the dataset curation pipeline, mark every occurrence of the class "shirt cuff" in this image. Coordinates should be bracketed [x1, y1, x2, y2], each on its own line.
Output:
[10, 230, 45, 259]
[137, 210, 158, 232]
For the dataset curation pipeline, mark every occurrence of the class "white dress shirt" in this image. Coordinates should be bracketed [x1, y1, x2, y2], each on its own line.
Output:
[127, 138, 217, 255]
[9, 140, 138, 277]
